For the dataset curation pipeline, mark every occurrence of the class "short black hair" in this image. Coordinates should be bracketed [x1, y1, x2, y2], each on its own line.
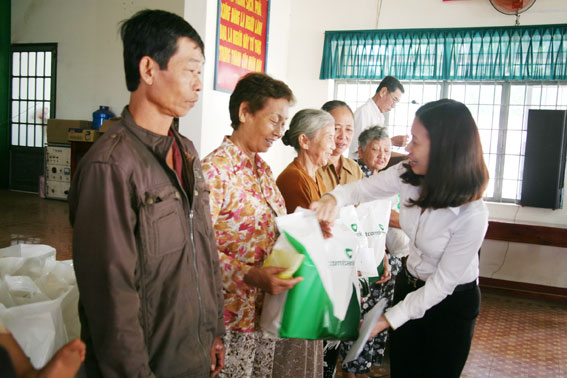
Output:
[401, 99, 488, 209]
[321, 100, 353, 116]
[229, 73, 294, 130]
[120, 9, 204, 92]
[376, 76, 405, 95]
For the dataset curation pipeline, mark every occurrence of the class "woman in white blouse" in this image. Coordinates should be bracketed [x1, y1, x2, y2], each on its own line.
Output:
[311, 99, 489, 378]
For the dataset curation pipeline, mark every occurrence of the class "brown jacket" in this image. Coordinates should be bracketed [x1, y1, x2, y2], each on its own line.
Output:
[69, 107, 224, 378]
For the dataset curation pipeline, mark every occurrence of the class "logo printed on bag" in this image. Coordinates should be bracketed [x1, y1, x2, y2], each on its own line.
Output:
[379, 224, 384, 231]
[365, 230, 386, 237]
[350, 223, 364, 238]
[345, 248, 353, 259]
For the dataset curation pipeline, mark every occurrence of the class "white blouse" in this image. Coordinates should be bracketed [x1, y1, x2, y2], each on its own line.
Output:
[330, 163, 489, 329]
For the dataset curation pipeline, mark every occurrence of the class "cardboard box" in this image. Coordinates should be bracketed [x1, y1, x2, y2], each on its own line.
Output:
[100, 118, 120, 132]
[67, 117, 119, 142]
[67, 128, 103, 142]
[47, 119, 92, 144]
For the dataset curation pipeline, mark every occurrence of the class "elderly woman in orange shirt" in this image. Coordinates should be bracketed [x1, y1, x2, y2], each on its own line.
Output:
[202, 73, 302, 378]
[276, 109, 336, 213]
[273, 108, 335, 377]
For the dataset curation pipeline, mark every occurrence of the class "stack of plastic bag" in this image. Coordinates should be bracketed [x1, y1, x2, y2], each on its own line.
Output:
[356, 199, 392, 282]
[339, 205, 380, 279]
[386, 194, 410, 258]
[0, 244, 79, 368]
[261, 208, 361, 340]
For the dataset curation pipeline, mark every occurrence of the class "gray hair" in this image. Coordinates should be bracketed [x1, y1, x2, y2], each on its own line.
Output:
[358, 125, 390, 150]
[282, 109, 334, 152]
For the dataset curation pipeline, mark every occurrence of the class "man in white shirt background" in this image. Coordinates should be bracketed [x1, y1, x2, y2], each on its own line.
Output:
[349, 76, 408, 161]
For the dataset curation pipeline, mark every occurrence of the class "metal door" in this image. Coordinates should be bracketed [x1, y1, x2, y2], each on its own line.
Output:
[9, 44, 57, 192]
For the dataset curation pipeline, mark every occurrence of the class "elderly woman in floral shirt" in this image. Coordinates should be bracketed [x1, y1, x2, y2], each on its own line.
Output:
[202, 73, 300, 378]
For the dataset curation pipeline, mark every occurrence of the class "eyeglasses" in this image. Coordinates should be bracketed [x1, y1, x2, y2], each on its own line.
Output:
[389, 92, 400, 104]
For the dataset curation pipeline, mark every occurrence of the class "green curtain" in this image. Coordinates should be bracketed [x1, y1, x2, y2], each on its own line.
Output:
[320, 24, 567, 81]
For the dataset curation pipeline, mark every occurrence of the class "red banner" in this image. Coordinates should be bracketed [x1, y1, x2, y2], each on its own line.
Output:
[214, 0, 269, 92]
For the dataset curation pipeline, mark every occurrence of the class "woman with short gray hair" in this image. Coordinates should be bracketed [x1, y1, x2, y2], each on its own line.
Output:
[273, 108, 335, 377]
[276, 109, 335, 214]
[359, 125, 390, 149]
[280, 109, 335, 152]
[357, 125, 392, 176]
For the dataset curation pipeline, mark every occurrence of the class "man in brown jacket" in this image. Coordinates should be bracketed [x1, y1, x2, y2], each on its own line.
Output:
[69, 9, 225, 377]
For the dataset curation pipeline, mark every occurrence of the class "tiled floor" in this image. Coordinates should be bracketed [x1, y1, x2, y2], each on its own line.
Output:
[1, 189, 566, 378]
[462, 294, 567, 378]
[336, 292, 567, 378]
[0, 189, 73, 260]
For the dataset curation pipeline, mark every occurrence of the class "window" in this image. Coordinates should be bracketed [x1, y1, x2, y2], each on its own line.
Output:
[322, 24, 567, 203]
[10, 44, 57, 148]
[334, 79, 567, 203]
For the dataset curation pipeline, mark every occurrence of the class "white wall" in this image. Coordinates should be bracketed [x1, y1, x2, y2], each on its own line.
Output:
[181, 0, 225, 158]
[11, 0, 184, 120]
[284, 0, 567, 289]
[258, 0, 296, 175]
[182, 0, 295, 174]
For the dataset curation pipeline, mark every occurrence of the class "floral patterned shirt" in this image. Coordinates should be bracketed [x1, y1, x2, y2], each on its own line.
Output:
[355, 159, 373, 178]
[202, 136, 286, 332]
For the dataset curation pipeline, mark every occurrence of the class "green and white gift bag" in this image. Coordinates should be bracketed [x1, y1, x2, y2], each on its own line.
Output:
[260, 208, 361, 340]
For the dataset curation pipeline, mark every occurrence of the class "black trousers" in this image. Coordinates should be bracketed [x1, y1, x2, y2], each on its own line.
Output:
[389, 269, 480, 378]
[0, 345, 17, 378]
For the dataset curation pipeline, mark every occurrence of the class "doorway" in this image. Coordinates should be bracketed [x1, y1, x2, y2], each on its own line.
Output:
[9, 43, 57, 192]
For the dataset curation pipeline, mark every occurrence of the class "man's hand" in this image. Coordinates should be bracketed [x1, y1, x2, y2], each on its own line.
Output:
[209, 337, 225, 377]
[244, 267, 303, 295]
[391, 135, 410, 147]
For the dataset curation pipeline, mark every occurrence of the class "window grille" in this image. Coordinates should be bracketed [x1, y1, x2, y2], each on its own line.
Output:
[10, 44, 57, 148]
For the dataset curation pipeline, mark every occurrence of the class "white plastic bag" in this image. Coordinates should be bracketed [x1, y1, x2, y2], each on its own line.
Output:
[355, 247, 379, 277]
[356, 200, 391, 258]
[0, 244, 79, 368]
[338, 206, 368, 249]
[326, 219, 361, 320]
[338, 206, 378, 278]
[0, 244, 56, 278]
[356, 199, 391, 274]
[386, 228, 410, 257]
